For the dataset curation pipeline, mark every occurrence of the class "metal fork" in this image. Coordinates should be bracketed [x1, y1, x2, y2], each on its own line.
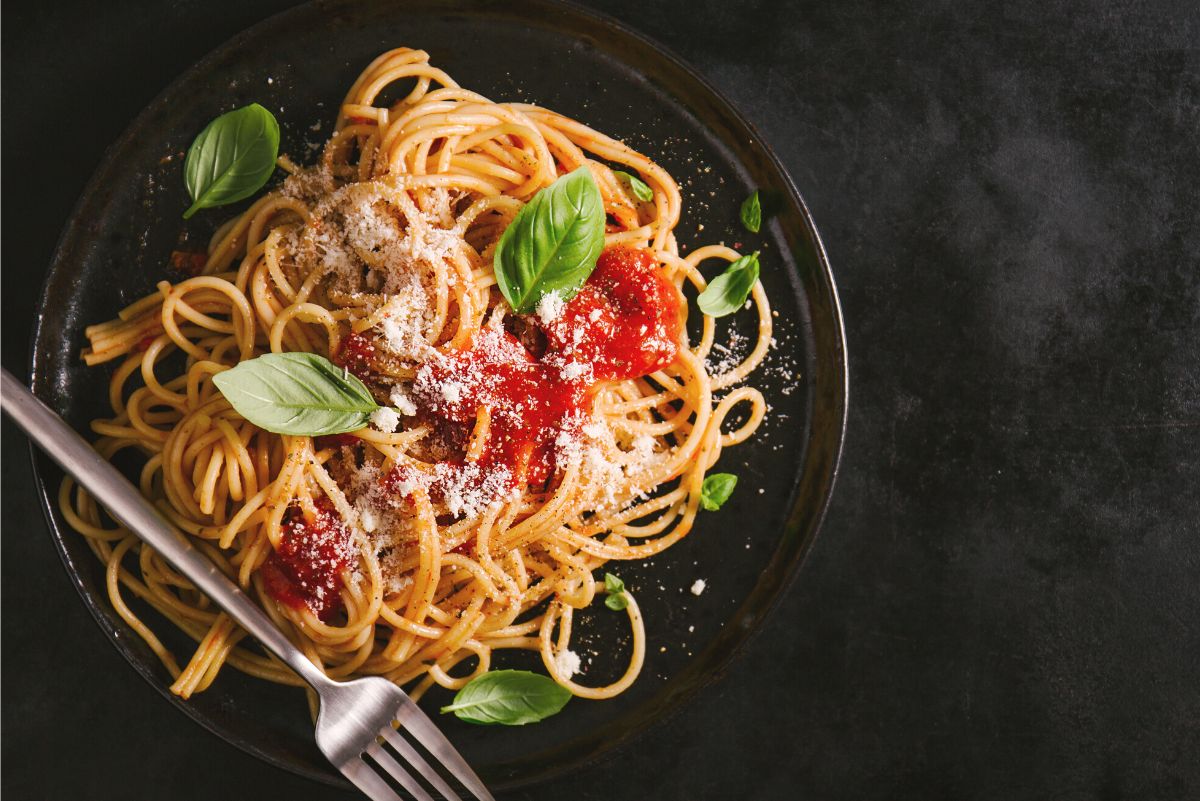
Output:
[1, 368, 494, 801]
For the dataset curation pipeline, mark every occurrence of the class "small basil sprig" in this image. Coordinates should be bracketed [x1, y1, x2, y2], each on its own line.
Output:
[740, 190, 762, 233]
[183, 103, 280, 219]
[440, 670, 571, 725]
[213, 352, 378, 436]
[614, 170, 654, 202]
[603, 572, 629, 610]
[494, 166, 605, 314]
[697, 251, 760, 317]
[700, 473, 738, 511]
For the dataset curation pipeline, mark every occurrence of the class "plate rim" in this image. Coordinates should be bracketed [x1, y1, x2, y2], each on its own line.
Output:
[27, 0, 849, 790]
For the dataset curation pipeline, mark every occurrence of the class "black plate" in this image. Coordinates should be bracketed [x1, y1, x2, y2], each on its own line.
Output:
[29, 0, 847, 790]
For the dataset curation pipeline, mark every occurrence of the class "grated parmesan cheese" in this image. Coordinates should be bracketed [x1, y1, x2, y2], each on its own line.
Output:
[560, 361, 591, 381]
[377, 282, 434, 360]
[389, 385, 418, 416]
[690, 579, 707, 596]
[581, 422, 606, 439]
[631, 434, 656, 458]
[433, 461, 517, 518]
[356, 501, 379, 534]
[537, 290, 566, 325]
[705, 329, 749, 377]
[369, 407, 401, 433]
[281, 174, 462, 315]
[553, 648, 582, 679]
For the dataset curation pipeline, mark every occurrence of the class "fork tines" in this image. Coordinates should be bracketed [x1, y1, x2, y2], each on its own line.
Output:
[339, 706, 493, 801]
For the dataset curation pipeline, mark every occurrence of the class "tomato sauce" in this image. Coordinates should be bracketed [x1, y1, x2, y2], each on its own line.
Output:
[333, 331, 377, 382]
[414, 326, 591, 486]
[542, 247, 682, 381]
[260, 499, 353, 621]
[395, 247, 681, 496]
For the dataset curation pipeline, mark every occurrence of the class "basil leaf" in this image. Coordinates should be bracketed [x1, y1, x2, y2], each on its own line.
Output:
[604, 572, 625, 594]
[494, 166, 605, 314]
[603, 572, 629, 610]
[212, 352, 378, 436]
[183, 103, 280, 219]
[700, 473, 738, 511]
[440, 670, 570, 726]
[740, 190, 762, 233]
[696, 252, 760, 317]
[614, 170, 654, 202]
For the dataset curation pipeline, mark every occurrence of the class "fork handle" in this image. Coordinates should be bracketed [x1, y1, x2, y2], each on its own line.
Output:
[1, 367, 334, 692]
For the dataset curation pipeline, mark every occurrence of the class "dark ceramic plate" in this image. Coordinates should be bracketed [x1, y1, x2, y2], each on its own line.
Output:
[29, 0, 847, 791]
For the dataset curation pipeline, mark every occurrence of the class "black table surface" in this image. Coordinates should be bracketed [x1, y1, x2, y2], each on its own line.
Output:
[3, 1, 1198, 799]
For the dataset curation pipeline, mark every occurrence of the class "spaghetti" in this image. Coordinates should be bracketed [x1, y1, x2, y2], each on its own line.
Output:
[61, 47, 772, 712]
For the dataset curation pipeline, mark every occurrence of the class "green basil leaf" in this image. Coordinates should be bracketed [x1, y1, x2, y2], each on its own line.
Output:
[696, 251, 760, 317]
[740, 190, 762, 233]
[700, 473, 738, 511]
[604, 572, 625, 594]
[605, 592, 629, 611]
[614, 170, 654, 202]
[183, 103, 280, 219]
[603, 572, 629, 610]
[440, 670, 571, 726]
[212, 352, 377, 436]
[494, 166, 605, 314]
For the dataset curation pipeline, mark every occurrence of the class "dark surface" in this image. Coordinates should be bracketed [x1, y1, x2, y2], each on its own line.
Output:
[3, 0, 1198, 799]
[23, 0, 845, 789]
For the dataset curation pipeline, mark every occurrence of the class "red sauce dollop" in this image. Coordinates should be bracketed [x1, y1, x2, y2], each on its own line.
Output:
[334, 331, 377, 382]
[543, 246, 683, 380]
[414, 327, 590, 486]
[260, 499, 353, 621]
[402, 247, 682, 493]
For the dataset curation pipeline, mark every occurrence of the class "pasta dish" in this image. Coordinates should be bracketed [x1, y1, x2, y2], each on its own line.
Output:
[60, 47, 771, 719]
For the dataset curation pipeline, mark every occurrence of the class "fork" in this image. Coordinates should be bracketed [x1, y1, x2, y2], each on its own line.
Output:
[1, 368, 494, 801]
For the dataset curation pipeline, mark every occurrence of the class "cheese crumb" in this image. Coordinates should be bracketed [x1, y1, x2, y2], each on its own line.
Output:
[357, 503, 378, 533]
[433, 461, 515, 518]
[536, 290, 566, 325]
[377, 283, 433, 359]
[442, 382, 463, 403]
[560, 361, 590, 381]
[690, 579, 707, 596]
[582, 422, 606, 439]
[631, 434, 656, 457]
[369, 407, 400, 433]
[553, 648, 582, 679]
[389, 385, 417, 416]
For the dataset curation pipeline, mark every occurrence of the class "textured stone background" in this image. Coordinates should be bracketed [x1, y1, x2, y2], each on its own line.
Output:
[3, 1, 1198, 799]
